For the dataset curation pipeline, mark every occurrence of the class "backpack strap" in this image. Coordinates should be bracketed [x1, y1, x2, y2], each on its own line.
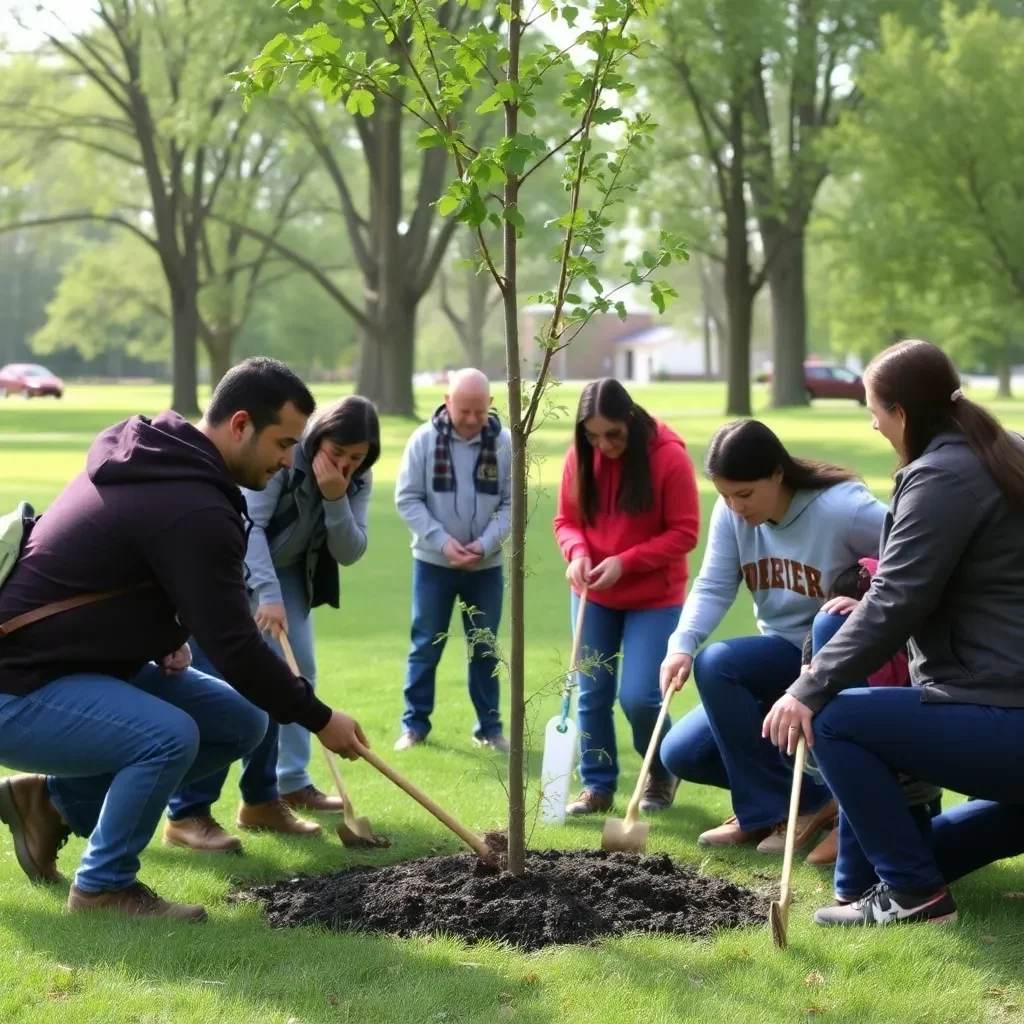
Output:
[0, 582, 156, 638]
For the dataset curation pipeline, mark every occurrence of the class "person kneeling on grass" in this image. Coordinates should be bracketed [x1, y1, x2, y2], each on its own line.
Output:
[798, 557, 943, 873]
[0, 358, 368, 922]
[164, 395, 380, 852]
[553, 378, 701, 816]
[765, 339, 1024, 927]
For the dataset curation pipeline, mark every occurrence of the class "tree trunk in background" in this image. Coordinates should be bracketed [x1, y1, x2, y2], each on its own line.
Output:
[766, 227, 809, 407]
[997, 347, 1013, 399]
[170, 284, 200, 417]
[202, 325, 237, 391]
[356, 298, 417, 416]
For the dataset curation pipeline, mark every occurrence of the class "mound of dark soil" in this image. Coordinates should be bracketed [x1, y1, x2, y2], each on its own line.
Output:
[236, 849, 765, 951]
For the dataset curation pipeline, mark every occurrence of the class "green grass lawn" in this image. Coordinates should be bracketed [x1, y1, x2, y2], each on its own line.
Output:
[2, 381, 1024, 1024]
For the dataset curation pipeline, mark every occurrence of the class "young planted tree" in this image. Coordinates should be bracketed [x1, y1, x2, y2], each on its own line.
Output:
[241, 0, 685, 874]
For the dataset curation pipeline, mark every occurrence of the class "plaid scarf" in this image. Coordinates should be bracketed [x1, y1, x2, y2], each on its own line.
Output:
[431, 405, 501, 496]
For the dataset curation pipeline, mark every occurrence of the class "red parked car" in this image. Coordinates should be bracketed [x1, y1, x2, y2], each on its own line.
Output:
[0, 363, 65, 399]
[804, 363, 866, 403]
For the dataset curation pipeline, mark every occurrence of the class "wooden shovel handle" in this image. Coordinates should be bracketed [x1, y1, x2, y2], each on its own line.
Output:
[356, 742, 493, 862]
[779, 734, 807, 908]
[624, 687, 675, 827]
[569, 587, 589, 674]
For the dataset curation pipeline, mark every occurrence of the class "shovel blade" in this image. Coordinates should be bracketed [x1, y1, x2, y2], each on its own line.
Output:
[769, 899, 788, 948]
[540, 715, 578, 825]
[600, 816, 650, 853]
[336, 816, 391, 849]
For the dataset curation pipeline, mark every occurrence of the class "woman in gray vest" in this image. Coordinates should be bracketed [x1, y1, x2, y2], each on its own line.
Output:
[163, 395, 379, 852]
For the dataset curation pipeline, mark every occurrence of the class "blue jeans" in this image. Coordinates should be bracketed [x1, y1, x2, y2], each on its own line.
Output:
[659, 635, 833, 829]
[401, 560, 504, 740]
[0, 664, 267, 892]
[168, 564, 317, 817]
[573, 597, 681, 796]
[812, 686, 1024, 891]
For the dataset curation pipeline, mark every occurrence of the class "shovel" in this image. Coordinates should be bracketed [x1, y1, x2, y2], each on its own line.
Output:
[539, 589, 588, 825]
[601, 683, 676, 854]
[278, 632, 390, 849]
[769, 732, 807, 949]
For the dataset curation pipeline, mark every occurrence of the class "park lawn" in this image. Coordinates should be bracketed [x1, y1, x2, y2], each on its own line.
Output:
[1, 381, 1024, 1024]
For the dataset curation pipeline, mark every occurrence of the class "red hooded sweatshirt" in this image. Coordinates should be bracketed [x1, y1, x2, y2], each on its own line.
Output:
[553, 421, 700, 610]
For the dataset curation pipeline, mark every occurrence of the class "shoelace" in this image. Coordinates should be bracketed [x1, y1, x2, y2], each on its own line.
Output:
[857, 883, 893, 913]
[128, 881, 163, 909]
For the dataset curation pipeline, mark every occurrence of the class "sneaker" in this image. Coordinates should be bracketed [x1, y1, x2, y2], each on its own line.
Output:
[237, 799, 321, 836]
[68, 881, 207, 922]
[813, 883, 957, 927]
[0, 774, 71, 884]
[639, 775, 679, 813]
[474, 734, 511, 754]
[756, 800, 838, 855]
[697, 815, 771, 848]
[163, 814, 242, 853]
[281, 785, 344, 813]
[566, 789, 613, 815]
[394, 731, 425, 751]
[806, 822, 839, 865]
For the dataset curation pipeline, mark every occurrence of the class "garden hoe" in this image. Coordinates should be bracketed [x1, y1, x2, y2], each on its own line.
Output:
[601, 682, 676, 854]
[279, 632, 390, 849]
[769, 732, 807, 950]
[539, 588, 588, 825]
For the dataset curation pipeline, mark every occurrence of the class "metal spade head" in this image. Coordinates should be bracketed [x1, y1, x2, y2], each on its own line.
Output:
[336, 814, 391, 849]
[600, 815, 650, 854]
[769, 898, 788, 948]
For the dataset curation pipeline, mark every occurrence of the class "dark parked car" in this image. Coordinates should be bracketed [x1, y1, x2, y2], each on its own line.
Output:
[0, 363, 65, 399]
[804, 363, 866, 403]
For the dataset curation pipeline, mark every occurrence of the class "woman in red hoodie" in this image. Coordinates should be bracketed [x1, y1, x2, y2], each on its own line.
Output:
[553, 378, 701, 815]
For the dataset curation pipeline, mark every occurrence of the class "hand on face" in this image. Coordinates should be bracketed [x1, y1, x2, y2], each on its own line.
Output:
[313, 449, 352, 502]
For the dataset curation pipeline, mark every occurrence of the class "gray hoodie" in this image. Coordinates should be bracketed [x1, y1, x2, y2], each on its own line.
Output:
[791, 431, 1024, 711]
[395, 418, 512, 571]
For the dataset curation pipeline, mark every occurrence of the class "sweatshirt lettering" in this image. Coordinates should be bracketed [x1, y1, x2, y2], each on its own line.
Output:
[743, 558, 825, 599]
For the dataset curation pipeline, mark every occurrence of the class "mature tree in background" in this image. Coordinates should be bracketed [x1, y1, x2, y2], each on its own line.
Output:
[819, 6, 1024, 396]
[439, 228, 503, 368]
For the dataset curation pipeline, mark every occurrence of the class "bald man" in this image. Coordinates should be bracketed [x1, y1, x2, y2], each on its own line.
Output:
[394, 369, 512, 751]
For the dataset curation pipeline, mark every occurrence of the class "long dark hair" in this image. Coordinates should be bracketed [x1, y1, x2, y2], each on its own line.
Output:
[303, 394, 381, 479]
[705, 419, 859, 489]
[866, 339, 1024, 510]
[574, 378, 657, 524]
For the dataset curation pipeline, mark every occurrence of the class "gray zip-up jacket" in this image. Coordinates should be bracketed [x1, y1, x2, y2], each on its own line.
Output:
[244, 443, 371, 610]
[790, 431, 1024, 712]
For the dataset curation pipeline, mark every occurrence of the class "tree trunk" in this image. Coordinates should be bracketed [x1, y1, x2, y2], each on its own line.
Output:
[997, 348, 1013, 399]
[356, 297, 417, 416]
[170, 284, 200, 417]
[202, 326, 237, 391]
[724, 267, 753, 417]
[766, 227, 809, 408]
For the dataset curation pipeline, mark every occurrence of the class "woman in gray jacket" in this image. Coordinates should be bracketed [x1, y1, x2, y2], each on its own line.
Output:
[164, 395, 379, 852]
[765, 339, 1024, 927]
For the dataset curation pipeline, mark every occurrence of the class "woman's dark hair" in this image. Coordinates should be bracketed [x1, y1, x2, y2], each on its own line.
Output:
[303, 394, 380, 478]
[574, 378, 657, 525]
[866, 338, 1024, 510]
[705, 419, 859, 490]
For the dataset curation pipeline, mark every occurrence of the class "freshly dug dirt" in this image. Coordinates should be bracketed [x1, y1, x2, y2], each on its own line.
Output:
[236, 849, 765, 951]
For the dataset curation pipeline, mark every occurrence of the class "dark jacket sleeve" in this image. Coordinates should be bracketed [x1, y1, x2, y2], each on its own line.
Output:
[788, 463, 984, 712]
[800, 632, 813, 667]
[147, 506, 333, 732]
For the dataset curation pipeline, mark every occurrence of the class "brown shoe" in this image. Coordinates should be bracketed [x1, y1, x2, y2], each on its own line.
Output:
[163, 814, 242, 853]
[393, 731, 424, 751]
[697, 815, 772, 848]
[281, 784, 344, 814]
[566, 789, 613, 815]
[68, 881, 207, 921]
[237, 798, 322, 836]
[639, 775, 679, 813]
[806, 822, 839, 865]
[0, 774, 71, 884]
[756, 800, 838, 855]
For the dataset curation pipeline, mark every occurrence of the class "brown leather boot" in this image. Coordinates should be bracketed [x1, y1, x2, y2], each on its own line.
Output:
[639, 775, 679, 813]
[756, 800, 838, 855]
[237, 798, 322, 835]
[806, 822, 839, 865]
[163, 814, 243, 853]
[566, 789, 613, 815]
[280, 784, 344, 814]
[697, 814, 772, 848]
[68, 881, 207, 921]
[0, 774, 71, 884]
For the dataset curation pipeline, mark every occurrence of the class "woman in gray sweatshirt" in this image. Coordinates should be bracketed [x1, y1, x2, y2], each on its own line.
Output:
[766, 339, 1024, 928]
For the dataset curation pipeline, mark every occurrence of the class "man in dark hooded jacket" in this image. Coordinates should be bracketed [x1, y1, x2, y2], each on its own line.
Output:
[0, 357, 368, 921]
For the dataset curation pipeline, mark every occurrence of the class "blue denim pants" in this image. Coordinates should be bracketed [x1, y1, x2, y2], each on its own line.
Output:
[572, 596, 681, 796]
[0, 663, 267, 892]
[401, 560, 504, 740]
[168, 563, 316, 818]
[659, 634, 833, 829]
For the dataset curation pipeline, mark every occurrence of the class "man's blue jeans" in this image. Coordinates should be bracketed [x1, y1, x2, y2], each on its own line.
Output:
[572, 597, 681, 796]
[401, 560, 504, 740]
[168, 564, 316, 817]
[0, 663, 267, 892]
[659, 635, 833, 829]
